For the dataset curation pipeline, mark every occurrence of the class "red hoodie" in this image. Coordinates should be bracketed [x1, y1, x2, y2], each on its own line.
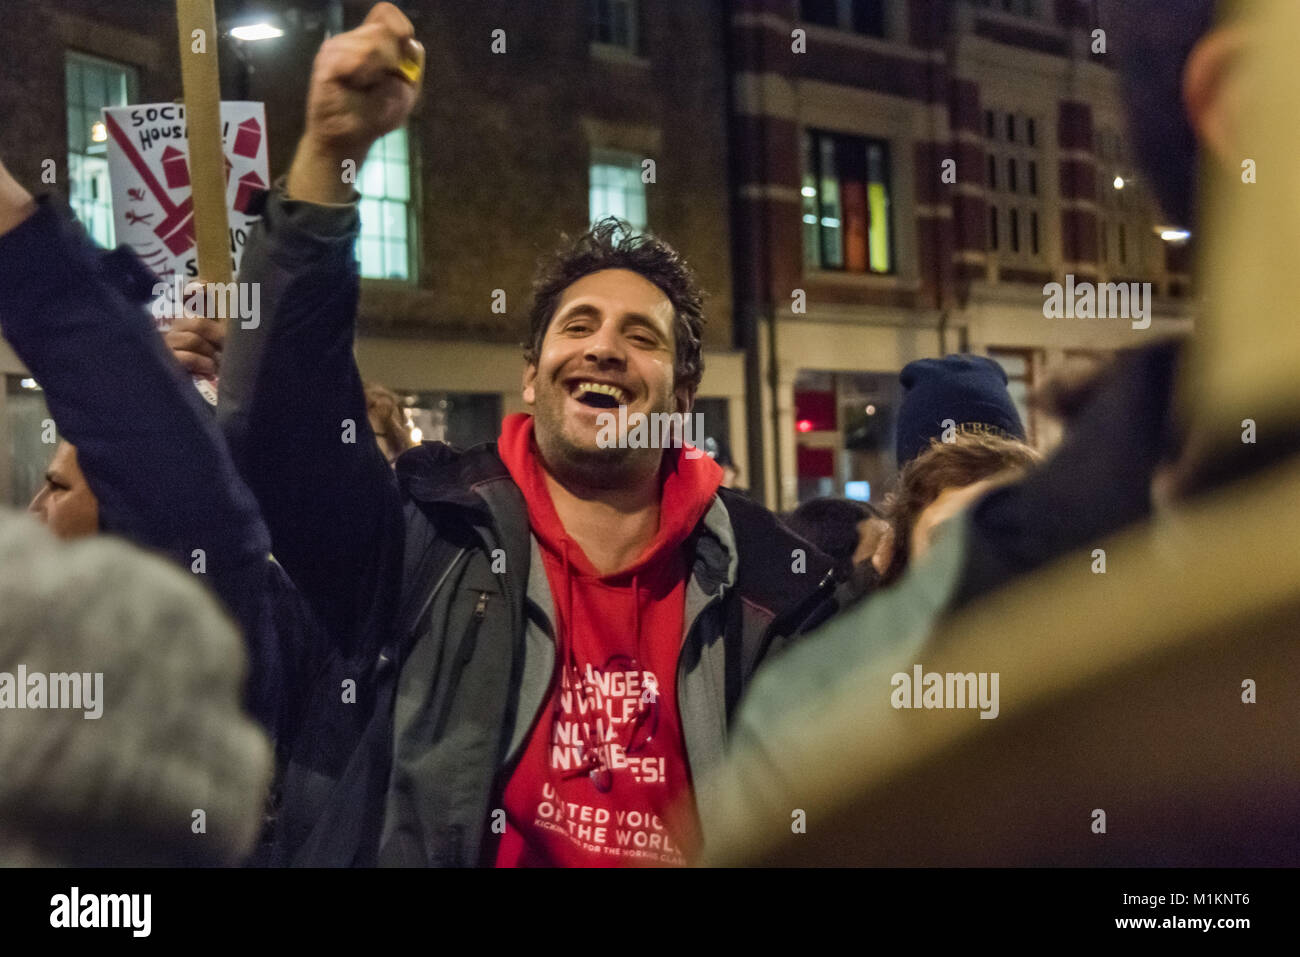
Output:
[493, 413, 722, 867]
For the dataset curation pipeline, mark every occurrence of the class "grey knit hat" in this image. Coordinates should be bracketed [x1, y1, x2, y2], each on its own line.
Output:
[0, 509, 272, 866]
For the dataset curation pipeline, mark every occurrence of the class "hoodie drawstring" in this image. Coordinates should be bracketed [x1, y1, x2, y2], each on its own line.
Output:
[561, 539, 576, 676]
[632, 573, 642, 666]
[558, 541, 644, 668]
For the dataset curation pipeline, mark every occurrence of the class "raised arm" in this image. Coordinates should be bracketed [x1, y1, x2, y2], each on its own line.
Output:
[0, 164, 287, 729]
[218, 2, 424, 653]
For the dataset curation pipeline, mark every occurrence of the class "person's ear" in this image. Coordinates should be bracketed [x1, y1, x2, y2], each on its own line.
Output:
[522, 362, 537, 406]
[1183, 24, 1249, 168]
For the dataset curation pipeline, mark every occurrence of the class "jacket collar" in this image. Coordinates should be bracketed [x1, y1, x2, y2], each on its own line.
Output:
[694, 496, 739, 597]
[395, 441, 507, 516]
[395, 441, 739, 594]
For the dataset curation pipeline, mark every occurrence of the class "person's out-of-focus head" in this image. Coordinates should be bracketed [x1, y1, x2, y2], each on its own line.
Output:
[27, 441, 97, 540]
[895, 355, 1025, 468]
[365, 381, 414, 465]
[786, 497, 885, 582]
[882, 433, 1041, 583]
[1105, 0, 1246, 229]
[0, 510, 272, 866]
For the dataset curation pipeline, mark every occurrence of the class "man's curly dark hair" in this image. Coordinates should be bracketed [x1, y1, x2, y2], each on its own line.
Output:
[524, 218, 707, 396]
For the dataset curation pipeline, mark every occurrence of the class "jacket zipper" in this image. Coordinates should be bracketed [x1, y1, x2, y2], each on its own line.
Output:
[431, 591, 490, 740]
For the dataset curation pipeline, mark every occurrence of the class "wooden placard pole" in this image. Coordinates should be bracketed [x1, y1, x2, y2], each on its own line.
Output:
[175, 0, 232, 285]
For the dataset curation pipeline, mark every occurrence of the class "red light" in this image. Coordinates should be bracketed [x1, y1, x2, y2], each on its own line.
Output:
[797, 419, 814, 433]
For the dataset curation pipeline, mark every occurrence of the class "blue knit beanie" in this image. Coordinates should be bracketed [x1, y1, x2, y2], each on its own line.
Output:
[895, 355, 1025, 465]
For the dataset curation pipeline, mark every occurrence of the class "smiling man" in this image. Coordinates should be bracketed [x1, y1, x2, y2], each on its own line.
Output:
[219, 3, 840, 867]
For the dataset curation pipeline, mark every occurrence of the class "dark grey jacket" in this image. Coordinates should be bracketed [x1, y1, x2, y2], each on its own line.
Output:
[219, 187, 839, 866]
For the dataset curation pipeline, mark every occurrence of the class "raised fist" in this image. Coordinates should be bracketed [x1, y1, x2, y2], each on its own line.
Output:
[301, 2, 424, 162]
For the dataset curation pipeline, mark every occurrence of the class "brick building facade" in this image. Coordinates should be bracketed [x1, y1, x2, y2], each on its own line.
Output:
[0, 0, 745, 506]
[730, 0, 1192, 509]
[0, 0, 1193, 511]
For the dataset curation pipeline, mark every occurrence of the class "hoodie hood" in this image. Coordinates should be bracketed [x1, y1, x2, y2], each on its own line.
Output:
[497, 412, 722, 580]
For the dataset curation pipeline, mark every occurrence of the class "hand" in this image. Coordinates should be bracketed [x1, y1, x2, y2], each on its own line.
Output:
[288, 2, 423, 204]
[0, 157, 37, 236]
[164, 284, 228, 377]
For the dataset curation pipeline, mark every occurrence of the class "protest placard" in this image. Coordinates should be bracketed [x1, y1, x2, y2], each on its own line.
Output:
[103, 101, 269, 404]
[103, 101, 268, 291]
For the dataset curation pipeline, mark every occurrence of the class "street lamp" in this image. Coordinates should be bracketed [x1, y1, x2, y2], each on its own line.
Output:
[223, 7, 286, 99]
[230, 22, 283, 41]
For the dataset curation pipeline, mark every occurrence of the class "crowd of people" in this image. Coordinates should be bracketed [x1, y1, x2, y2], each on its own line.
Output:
[0, 0, 1294, 868]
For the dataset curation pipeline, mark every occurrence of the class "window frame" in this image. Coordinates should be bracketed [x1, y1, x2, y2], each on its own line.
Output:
[356, 125, 417, 283]
[802, 128, 896, 276]
[590, 0, 643, 56]
[985, 109, 1046, 268]
[588, 148, 649, 233]
[65, 51, 138, 249]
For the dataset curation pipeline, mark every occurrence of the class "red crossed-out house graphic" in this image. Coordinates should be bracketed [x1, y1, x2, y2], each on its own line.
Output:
[105, 112, 267, 259]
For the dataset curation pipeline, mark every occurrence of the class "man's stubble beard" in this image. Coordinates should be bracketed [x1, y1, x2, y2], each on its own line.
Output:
[532, 385, 673, 492]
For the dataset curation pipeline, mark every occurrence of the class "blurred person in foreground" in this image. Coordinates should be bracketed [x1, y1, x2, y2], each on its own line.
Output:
[217, 2, 840, 868]
[0, 509, 272, 866]
[0, 155, 320, 745]
[701, 0, 1300, 865]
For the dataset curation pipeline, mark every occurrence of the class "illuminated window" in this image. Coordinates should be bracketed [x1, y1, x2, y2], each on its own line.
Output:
[589, 150, 647, 231]
[802, 129, 892, 273]
[357, 127, 413, 281]
[66, 53, 136, 248]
